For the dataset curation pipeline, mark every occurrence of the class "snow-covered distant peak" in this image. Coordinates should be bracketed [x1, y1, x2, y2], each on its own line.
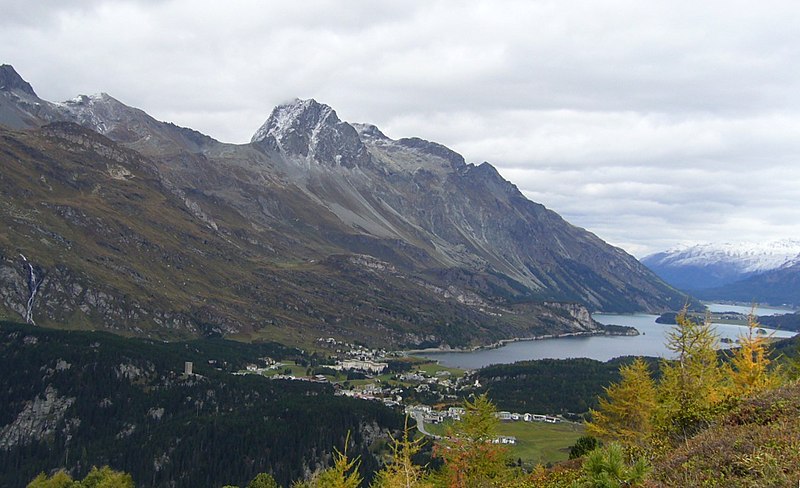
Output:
[250, 98, 371, 168]
[352, 123, 389, 140]
[251, 98, 336, 144]
[52, 93, 131, 135]
[650, 239, 800, 273]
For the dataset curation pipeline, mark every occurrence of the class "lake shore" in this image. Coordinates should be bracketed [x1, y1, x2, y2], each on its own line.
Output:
[405, 326, 638, 355]
[410, 307, 798, 369]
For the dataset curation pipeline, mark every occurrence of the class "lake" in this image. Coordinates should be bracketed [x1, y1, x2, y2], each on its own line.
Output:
[705, 302, 797, 315]
[419, 303, 797, 369]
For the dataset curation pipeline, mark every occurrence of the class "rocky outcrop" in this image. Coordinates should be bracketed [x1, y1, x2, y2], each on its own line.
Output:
[0, 385, 75, 449]
[0, 64, 37, 96]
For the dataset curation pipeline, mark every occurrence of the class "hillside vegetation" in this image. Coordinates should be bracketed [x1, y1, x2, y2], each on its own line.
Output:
[0, 321, 401, 487]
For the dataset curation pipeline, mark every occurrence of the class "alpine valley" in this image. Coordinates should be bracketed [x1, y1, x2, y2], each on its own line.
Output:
[0, 64, 686, 348]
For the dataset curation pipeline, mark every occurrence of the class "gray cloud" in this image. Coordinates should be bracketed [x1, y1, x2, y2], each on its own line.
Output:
[1, 0, 799, 257]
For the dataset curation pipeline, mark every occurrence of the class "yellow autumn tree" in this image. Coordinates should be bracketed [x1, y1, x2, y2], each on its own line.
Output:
[371, 418, 432, 488]
[654, 310, 724, 445]
[295, 433, 362, 488]
[28, 466, 134, 488]
[585, 357, 656, 449]
[728, 313, 780, 397]
[433, 394, 510, 487]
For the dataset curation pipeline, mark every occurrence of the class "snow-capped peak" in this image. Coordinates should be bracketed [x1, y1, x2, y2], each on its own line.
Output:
[250, 98, 371, 168]
[251, 98, 335, 144]
[649, 239, 800, 273]
[53, 93, 127, 135]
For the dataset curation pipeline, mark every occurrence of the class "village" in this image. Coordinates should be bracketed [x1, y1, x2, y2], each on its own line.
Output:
[236, 337, 566, 446]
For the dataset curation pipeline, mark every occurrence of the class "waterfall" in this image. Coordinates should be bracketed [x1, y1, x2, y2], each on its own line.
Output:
[20, 254, 42, 325]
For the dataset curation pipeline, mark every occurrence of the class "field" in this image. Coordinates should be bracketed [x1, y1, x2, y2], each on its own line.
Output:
[426, 419, 585, 466]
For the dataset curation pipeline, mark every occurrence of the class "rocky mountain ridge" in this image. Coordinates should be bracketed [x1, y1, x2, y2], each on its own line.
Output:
[0, 64, 686, 347]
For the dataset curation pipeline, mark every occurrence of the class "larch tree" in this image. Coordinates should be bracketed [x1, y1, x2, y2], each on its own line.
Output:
[297, 433, 362, 488]
[27, 466, 134, 488]
[371, 417, 432, 488]
[586, 357, 656, 449]
[728, 313, 780, 397]
[433, 394, 510, 487]
[247, 473, 280, 488]
[654, 310, 724, 445]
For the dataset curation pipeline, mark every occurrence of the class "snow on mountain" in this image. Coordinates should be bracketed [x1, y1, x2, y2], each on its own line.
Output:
[251, 98, 371, 168]
[251, 98, 331, 143]
[53, 93, 119, 135]
[641, 239, 800, 292]
[650, 240, 800, 273]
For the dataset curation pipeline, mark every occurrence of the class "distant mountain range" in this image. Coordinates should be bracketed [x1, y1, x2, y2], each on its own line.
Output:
[0, 64, 686, 347]
[642, 240, 800, 307]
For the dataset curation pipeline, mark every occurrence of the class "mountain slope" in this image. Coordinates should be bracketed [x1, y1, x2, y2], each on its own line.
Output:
[697, 262, 800, 307]
[245, 98, 682, 311]
[0, 65, 687, 346]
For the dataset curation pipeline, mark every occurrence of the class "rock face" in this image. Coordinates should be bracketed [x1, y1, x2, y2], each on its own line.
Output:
[252, 98, 372, 168]
[0, 64, 37, 96]
[0, 65, 687, 347]
[0, 385, 75, 449]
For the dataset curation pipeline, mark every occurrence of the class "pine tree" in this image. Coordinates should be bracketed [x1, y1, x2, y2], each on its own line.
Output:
[578, 443, 649, 488]
[586, 358, 656, 449]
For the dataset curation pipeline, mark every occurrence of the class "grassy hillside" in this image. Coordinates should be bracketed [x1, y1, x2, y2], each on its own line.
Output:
[648, 382, 800, 486]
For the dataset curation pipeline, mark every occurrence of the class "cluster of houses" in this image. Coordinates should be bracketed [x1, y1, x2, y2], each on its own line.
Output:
[497, 411, 561, 423]
[405, 404, 561, 426]
[316, 337, 390, 360]
[336, 383, 402, 406]
[404, 405, 564, 446]
[406, 405, 466, 422]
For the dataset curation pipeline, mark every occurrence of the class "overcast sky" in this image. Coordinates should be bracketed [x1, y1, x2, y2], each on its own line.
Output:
[2, 0, 799, 257]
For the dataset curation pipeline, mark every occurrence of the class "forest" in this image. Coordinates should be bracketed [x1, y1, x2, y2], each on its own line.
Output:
[0, 321, 402, 487]
[474, 356, 661, 416]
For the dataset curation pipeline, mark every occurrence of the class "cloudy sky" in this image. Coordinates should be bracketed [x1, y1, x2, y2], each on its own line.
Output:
[2, 0, 799, 257]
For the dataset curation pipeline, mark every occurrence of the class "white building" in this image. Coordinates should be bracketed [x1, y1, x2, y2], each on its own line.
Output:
[496, 411, 512, 421]
[338, 359, 388, 373]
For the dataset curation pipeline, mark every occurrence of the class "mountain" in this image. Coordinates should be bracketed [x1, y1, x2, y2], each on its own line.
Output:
[642, 240, 800, 307]
[642, 240, 800, 290]
[698, 262, 800, 308]
[0, 64, 686, 347]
